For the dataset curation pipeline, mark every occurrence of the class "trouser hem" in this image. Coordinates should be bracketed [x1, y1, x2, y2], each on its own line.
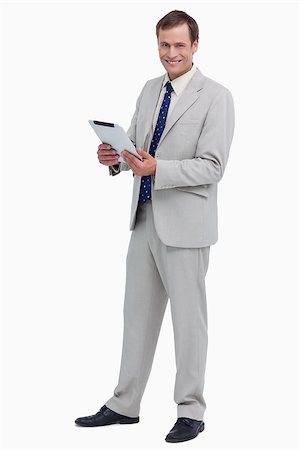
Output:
[105, 397, 140, 418]
[177, 404, 205, 421]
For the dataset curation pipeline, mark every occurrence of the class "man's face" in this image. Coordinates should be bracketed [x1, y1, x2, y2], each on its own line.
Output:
[158, 23, 198, 80]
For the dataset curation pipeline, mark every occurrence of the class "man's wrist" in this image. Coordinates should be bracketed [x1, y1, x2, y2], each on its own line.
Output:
[111, 163, 120, 172]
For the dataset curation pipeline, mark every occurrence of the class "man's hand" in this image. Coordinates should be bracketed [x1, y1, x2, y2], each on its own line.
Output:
[122, 148, 156, 176]
[97, 144, 120, 166]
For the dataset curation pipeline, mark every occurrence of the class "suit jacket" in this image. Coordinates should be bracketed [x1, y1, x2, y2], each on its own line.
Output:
[109, 67, 235, 248]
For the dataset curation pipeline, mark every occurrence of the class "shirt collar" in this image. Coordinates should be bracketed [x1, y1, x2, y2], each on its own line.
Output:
[163, 62, 197, 96]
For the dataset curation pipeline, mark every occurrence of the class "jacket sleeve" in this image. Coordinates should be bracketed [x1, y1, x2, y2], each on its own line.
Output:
[109, 82, 147, 176]
[153, 87, 235, 188]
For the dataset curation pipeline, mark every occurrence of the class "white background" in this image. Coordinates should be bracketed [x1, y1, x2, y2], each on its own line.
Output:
[1, 1, 299, 449]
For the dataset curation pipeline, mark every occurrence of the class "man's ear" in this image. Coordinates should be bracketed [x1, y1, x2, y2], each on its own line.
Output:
[192, 39, 199, 54]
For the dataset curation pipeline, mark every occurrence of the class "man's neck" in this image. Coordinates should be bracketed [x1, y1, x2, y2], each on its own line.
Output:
[168, 62, 193, 81]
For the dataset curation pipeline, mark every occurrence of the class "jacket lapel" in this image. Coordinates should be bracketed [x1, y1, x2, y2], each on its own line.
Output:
[143, 68, 206, 151]
[142, 76, 164, 151]
[159, 68, 206, 146]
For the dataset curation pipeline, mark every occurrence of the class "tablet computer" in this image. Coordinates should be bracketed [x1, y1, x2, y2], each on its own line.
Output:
[88, 120, 142, 163]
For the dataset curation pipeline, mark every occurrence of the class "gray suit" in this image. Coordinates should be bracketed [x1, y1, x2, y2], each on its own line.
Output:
[109, 68, 234, 247]
[105, 67, 235, 420]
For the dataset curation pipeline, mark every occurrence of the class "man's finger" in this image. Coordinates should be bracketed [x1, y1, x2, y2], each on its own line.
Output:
[98, 149, 118, 155]
[123, 150, 143, 162]
[137, 148, 148, 156]
[123, 155, 134, 169]
[123, 152, 142, 170]
[101, 155, 119, 161]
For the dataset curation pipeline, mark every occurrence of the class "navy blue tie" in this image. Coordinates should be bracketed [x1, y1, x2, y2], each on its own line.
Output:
[138, 80, 174, 205]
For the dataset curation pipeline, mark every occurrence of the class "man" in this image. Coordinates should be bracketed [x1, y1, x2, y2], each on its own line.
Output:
[75, 10, 235, 443]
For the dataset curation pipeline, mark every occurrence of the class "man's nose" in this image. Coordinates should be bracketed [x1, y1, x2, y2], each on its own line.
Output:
[167, 46, 179, 58]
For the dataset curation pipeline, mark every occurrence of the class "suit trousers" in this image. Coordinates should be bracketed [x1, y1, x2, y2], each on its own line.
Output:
[105, 199, 210, 421]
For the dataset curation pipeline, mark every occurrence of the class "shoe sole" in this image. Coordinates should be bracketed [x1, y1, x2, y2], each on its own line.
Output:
[75, 417, 139, 426]
[165, 422, 205, 443]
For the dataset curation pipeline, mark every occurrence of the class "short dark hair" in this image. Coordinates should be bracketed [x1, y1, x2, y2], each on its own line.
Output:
[156, 10, 199, 45]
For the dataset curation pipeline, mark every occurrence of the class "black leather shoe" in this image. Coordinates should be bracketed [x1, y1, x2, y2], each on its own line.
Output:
[165, 417, 205, 443]
[74, 404, 139, 427]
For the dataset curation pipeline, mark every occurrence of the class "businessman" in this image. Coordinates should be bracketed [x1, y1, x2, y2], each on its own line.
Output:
[75, 10, 235, 443]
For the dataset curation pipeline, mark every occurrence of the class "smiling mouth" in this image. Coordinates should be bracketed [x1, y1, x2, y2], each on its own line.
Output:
[165, 60, 182, 65]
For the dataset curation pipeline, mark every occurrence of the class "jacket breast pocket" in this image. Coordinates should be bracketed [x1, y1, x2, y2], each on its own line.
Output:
[175, 185, 209, 198]
[176, 121, 202, 158]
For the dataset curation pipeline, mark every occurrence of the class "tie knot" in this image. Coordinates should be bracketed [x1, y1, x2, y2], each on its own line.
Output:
[165, 81, 173, 94]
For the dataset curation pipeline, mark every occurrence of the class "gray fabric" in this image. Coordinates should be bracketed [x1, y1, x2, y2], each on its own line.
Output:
[105, 200, 210, 420]
[108, 68, 234, 248]
[105, 68, 234, 421]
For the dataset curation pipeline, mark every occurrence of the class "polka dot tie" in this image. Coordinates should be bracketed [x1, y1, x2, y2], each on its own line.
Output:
[138, 80, 174, 205]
